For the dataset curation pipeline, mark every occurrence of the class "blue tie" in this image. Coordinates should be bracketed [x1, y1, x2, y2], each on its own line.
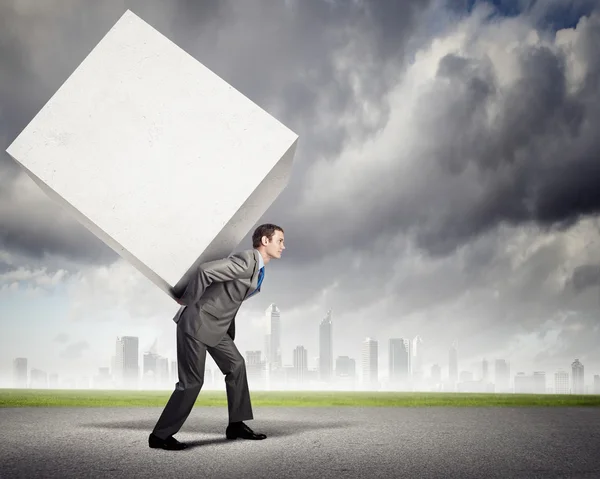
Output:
[249, 267, 264, 297]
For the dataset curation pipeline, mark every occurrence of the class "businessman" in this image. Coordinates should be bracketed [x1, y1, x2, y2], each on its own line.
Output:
[149, 223, 285, 450]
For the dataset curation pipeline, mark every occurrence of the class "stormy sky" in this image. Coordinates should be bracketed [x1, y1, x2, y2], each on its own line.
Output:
[1, 0, 599, 388]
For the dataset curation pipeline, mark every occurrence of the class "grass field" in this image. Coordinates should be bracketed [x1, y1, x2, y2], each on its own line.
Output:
[1, 389, 600, 407]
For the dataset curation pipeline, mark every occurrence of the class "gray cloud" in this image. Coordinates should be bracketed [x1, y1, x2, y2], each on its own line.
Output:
[280, 7, 600, 264]
[568, 263, 600, 293]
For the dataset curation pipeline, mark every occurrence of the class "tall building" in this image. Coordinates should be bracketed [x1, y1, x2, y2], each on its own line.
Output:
[266, 304, 281, 370]
[156, 357, 169, 385]
[319, 310, 333, 382]
[555, 370, 569, 394]
[13, 357, 28, 388]
[495, 359, 510, 392]
[593, 375, 600, 394]
[449, 342, 458, 382]
[389, 338, 410, 386]
[362, 337, 378, 388]
[482, 358, 489, 382]
[412, 335, 424, 379]
[293, 346, 308, 383]
[116, 336, 139, 389]
[246, 350, 264, 386]
[143, 352, 160, 382]
[571, 359, 584, 394]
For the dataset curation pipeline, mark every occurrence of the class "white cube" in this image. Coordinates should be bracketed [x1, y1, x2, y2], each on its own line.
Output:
[6, 10, 298, 298]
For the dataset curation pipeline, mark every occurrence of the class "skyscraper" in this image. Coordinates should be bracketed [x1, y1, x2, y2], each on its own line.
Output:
[389, 338, 409, 386]
[246, 350, 264, 386]
[13, 357, 27, 388]
[495, 359, 510, 392]
[116, 336, 139, 389]
[319, 310, 333, 382]
[266, 304, 281, 370]
[362, 337, 378, 389]
[571, 359, 584, 394]
[293, 346, 308, 383]
[412, 335, 423, 379]
[555, 370, 569, 394]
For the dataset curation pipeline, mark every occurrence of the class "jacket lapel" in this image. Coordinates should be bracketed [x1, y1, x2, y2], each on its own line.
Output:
[243, 249, 261, 299]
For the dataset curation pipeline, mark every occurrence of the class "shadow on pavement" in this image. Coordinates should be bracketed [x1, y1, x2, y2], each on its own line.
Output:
[80, 416, 355, 448]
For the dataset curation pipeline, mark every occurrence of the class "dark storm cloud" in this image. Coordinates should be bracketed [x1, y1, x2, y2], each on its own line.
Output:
[0, 0, 433, 265]
[568, 263, 600, 293]
[281, 7, 600, 264]
[414, 17, 600, 255]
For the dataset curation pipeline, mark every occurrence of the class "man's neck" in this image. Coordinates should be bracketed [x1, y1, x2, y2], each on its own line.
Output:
[256, 248, 270, 265]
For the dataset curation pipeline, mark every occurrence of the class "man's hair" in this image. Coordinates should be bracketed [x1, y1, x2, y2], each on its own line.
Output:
[252, 223, 284, 248]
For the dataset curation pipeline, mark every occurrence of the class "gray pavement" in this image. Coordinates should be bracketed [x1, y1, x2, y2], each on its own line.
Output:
[1, 406, 599, 478]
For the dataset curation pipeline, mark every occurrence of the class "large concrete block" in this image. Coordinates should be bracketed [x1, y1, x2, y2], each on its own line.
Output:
[6, 10, 298, 299]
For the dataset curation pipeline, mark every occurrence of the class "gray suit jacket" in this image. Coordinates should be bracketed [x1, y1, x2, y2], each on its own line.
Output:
[172, 248, 262, 346]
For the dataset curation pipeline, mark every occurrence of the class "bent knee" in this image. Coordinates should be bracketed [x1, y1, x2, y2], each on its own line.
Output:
[176, 378, 204, 391]
[228, 358, 245, 375]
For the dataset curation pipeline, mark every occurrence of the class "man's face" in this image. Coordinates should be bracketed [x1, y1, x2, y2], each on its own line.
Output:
[264, 230, 285, 259]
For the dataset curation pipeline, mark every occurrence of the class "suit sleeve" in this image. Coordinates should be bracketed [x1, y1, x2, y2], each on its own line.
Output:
[179, 252, 251, 306]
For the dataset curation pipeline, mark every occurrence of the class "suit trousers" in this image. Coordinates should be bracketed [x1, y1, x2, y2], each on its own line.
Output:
[152, 323, 253, 439]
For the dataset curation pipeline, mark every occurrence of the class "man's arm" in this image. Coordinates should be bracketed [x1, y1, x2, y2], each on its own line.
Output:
[178, 252, 252, 306]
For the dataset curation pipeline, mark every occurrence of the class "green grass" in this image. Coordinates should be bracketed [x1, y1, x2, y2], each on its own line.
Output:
[1, 389, 600, 407]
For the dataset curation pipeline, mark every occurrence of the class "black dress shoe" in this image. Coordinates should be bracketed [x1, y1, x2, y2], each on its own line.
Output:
[226, 422, 267, 440]
[148, 433, 187, 450]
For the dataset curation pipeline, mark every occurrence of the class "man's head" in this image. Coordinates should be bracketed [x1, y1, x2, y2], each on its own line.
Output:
[252, 223, 285, 262]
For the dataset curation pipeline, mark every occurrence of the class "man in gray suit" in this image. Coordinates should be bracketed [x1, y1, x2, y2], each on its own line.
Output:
[149, 223, 285, 450]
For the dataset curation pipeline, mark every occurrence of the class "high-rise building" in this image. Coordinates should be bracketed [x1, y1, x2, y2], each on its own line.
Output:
[293, 346, 308, 383]
[246, 350, 264, 386]
[571, 359, 584, 394]
[143, 352, 160, 381]
[495, 359, 510, 392]
[412, 335, 424, 379]
[13, 358, 27, 388]
[319, 310, 333, 382]
[362, 337, 378, 388]
[593, 375, 600, 394]
[555, 370, 569, 394]
[116, 336, 139, 389]
[482, 358, 489, 382]
[389, 338, 410, 386]
[156, 357, 169, 385]
[266, 304, 281, 370]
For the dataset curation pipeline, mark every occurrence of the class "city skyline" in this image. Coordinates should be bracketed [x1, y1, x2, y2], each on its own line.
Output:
[5, 303, 600, 394]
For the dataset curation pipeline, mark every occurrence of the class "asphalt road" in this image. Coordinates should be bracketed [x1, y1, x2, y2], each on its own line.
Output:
[1, 406, 599, 478]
